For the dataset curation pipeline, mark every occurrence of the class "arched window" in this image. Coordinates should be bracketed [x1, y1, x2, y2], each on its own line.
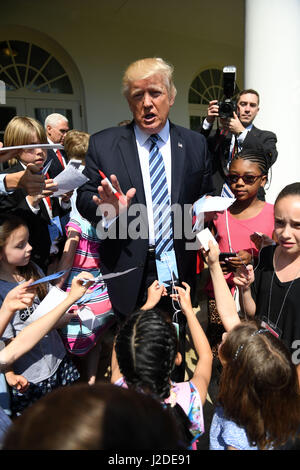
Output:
[0, 40, 73, 94]
[0, 29, 85, 148]
[188, 68, 240, 130]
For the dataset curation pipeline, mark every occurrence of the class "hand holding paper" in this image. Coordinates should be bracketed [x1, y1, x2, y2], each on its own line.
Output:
[52, 163, 89, 197]
[196, 228, 218, 251]
[192, 195, 236, 230]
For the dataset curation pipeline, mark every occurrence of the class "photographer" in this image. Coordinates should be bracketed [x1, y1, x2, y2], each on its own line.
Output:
[201, 89, 278, 199]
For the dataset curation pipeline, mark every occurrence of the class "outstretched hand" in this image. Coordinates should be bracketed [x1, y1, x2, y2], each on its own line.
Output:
[93, 174, 136, 219]
[142, 280, 167, 310]
[19, 163, 47, 196]
[201, 240, 220, 266]
[2, 281, 36, 314]
[250, 232, 275, 250]
[67, 272, 96, 303]
[170, 282, 192, 314]
[233, 264, 254, 289]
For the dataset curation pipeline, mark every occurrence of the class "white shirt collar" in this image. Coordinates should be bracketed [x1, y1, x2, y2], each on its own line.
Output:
[133, 120, 170, 147]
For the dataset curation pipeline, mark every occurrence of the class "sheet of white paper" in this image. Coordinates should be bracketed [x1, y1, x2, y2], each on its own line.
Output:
[79, 267, 138, 285]
[193, 195, 236, 214]
[0, 143, 64, 152]
[77, 306, 101, 331]
[52, 164, 89, 197]
[196, 227, 218, 251]
[28, 285, 68, 322]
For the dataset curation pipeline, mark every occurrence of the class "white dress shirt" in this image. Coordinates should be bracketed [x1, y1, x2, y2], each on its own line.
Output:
[47, 138, 67, 167]
[134, 121, 172, 245]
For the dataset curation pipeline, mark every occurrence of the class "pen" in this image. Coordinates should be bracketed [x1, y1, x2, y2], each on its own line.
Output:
[98, 170, 126, 205]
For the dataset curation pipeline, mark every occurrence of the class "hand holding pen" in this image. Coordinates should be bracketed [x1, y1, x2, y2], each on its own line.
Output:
[98, 170, 126, 205]
[93, 170, 136, 215]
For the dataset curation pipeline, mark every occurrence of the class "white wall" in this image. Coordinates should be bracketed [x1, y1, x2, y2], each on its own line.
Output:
[245, 0, 300, 202]
[0, 0, 245, 134]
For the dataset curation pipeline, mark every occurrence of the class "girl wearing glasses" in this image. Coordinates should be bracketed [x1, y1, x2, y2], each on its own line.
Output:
[205, 150, 275, 397]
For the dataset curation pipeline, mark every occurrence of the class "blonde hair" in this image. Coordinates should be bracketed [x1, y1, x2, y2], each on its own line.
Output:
[122, 57, 177, 101]
[4, 116, 47, 166]
[63, 130, 90, 163]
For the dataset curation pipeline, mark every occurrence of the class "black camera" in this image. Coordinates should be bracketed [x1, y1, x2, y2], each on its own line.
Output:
[218, 66, 237, 119]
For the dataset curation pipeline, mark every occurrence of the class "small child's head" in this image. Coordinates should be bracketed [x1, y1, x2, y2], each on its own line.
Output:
[0, 214, 47, 298]
[274, 182, 300, 256]
[227, 149, 269, 200]
[4, 116, 47, 169]
[63, 130, 90, 165]
[3, 382, 183, 450]
[115, 308, 179, 400]
[218, 321, 300, 449]
[0, 214, 31, 269]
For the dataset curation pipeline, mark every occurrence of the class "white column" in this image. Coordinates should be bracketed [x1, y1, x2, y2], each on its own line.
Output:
[244, 0, 300, 203]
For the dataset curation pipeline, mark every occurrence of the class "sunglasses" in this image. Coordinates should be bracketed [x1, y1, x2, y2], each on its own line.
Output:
[226, 174, 263, 185]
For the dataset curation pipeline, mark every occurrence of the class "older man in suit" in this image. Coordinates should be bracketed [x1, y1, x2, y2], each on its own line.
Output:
[201, 89, 278, 199]
[78, 58, 215, 380]
[77, 57, 213, 317]
[77, 58, 214, 381]
[44, 113, 69, 178]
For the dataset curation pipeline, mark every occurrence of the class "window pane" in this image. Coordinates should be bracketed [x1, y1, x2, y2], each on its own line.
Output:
[28, 73, 49, 92]
[30, 44, 50, 71]
[17, 65, 27, 88]
[1, 66, 20, 89]
[34, 108, 73, 129]
[0, 41, 14, 67]
[0, 41, 73, 95]
[9, 40, 30, 66]
[188, 88, 201, 104]
[0, 106, 16, 131]
[0, 106, 17, 169]
[190, 116, 201, 131]
[42, 57, 65, 80]
[0, 71, 17, 90]
[49, 76, 73, 94]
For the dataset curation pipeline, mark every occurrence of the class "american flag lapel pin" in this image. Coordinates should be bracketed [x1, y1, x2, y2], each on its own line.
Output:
[178, 142, 183, 148]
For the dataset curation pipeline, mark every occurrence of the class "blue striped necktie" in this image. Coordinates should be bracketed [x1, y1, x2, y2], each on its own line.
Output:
[148, 134, 173, 258]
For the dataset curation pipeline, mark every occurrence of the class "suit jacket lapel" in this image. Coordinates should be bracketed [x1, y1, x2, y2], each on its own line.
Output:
[117, 124, 146, 206]
[170, 123, 185, 204]
[118, 123, 187, 207]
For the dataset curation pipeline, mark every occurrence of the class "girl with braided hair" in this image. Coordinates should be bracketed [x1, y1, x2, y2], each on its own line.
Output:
[205, 149, 275, 379]
[111, 280, 212, 449]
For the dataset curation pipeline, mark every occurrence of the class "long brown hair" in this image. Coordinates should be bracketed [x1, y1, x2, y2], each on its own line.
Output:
[0, 215, 47, 300]
[218, 321, 300, 449]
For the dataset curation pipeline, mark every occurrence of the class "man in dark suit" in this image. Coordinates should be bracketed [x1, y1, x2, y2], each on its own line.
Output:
[77, 58, 213, 381]
[200, 89, 278, 199]
[44, 113, 69, 179]
[77, 57, 213, 316]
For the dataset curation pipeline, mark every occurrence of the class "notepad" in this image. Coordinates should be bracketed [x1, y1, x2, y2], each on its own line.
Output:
[52, 164, 89, 197]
